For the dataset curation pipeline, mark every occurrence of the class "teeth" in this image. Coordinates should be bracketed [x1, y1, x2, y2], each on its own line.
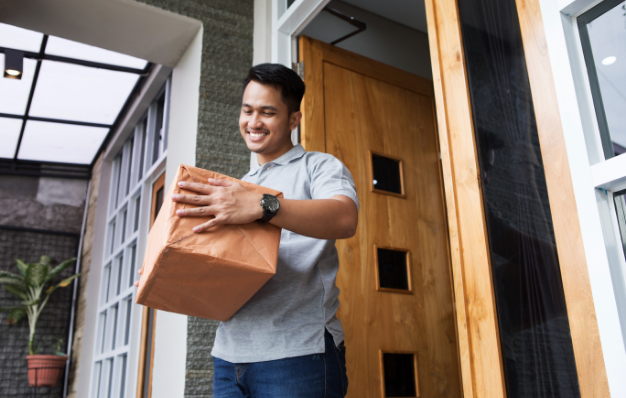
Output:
[250, 132, 267, 138]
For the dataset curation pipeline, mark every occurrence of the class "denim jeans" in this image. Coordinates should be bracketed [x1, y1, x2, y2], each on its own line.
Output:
[213, 329, 348, 397]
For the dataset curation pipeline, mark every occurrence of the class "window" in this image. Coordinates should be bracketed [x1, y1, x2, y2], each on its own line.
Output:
[574, 0, 626, 352]
[578, 0, 626, 160]
[90, 81, 169, 398]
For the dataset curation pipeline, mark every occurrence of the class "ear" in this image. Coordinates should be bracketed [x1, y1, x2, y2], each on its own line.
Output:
[289, 111, 302, 131]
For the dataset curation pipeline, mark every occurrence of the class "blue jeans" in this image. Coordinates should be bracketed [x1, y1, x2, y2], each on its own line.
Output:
[213, 330, 348, 397]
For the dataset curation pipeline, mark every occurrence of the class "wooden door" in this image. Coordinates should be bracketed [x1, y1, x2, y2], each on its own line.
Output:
[300, 36, 462, 398]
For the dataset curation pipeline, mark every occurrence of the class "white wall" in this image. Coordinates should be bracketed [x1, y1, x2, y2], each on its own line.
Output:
[150, 26, 203, 398]
[254, 0, 273, 65]
[537, 0, 626, 395]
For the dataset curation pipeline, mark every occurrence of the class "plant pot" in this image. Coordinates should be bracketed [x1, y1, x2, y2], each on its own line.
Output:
[26, 355, 67, 387]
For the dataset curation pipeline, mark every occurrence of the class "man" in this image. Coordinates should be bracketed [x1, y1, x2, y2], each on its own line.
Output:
[171, 63, 358, 397]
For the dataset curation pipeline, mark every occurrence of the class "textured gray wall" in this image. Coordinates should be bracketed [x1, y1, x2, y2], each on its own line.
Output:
[136, 1, 253, 397]
[0, 174, 86, 397]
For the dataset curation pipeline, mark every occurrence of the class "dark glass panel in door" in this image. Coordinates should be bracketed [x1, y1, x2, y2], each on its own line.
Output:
[377, 248, 410, 291]
[458, 0, 581, 396]
[382, 352, 417, 397]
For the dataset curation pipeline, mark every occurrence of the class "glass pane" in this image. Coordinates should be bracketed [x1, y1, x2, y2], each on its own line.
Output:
[126, 138, 134, 195]
[98, 311, 107, 354]
[109, 220, 116, 255]
[0, 23, 44, 52]
[92, 361, 103, 398]
[110, 304, 118, 350]
[106, 263, 114, 303]
[581, 0, 626, 158]
[18, 120, 108, 164]
[138, 119, 147, 179]
[116, 255, 124, 297]
[382, 353, 417, 397]
[101, 264, 111, 303]
[0, 117, 22, 158]
[29, 60, 139, 125]
[133, 196, 141, 232]
[45, 36, 148, 69]
[458, 0, 581, 397]
[614, 190, 626, 262]
[120, 210, 127, 244]
[118, 354, 128, 398]
[0, 55, 37, 115]
[129, 245, 137, 287]
[377, 248, 409, 291]
[372, 154, 402, 195]
[104, 358, 114, 398]
[155, 186, 164, 220]
[154, 93, 166, 159]
[124, 295, 133, 345]
[114, 155, 123, 209]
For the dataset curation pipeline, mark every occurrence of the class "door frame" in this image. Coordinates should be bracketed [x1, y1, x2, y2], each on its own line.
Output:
[271, 0, 610, 397]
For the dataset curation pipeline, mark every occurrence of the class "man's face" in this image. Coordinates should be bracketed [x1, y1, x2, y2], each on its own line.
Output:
[239, 81, 301, 161]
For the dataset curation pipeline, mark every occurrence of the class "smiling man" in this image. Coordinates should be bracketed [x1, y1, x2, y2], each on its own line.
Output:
[172, 63, 359, 397]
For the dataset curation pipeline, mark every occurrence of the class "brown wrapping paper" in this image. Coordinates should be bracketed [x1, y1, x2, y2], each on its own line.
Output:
[136, 164, 282, 321]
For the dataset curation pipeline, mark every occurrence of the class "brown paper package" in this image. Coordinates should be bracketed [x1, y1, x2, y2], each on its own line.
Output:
[136, 164, 282, 322]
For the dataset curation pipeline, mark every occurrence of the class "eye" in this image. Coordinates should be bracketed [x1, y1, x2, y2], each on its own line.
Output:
[263, 112, 275, 116]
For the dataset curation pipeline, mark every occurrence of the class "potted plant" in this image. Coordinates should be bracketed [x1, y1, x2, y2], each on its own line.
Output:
[0, 255, 79, 387]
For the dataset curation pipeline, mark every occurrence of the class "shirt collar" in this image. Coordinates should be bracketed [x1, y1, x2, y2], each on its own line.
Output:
[248, 144, 306, 176]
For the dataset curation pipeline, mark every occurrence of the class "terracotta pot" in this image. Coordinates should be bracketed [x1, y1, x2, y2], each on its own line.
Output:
[26, 355, 67, 387]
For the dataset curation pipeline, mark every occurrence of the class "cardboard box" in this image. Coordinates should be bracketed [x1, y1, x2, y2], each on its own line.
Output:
[136, 164, 282, 321]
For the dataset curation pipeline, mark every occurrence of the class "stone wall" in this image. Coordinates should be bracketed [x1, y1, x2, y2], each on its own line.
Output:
[0, 174, 88, 397]
[135, 1, 253, 396]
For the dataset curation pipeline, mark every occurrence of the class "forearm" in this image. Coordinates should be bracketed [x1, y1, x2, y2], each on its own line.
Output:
[269, 196, 358, 240]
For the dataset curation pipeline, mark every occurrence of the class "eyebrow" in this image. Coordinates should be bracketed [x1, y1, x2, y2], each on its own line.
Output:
[242, 103, 278, 111]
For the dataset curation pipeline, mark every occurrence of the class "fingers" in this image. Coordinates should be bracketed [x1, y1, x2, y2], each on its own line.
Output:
[171, 194, 212, 205]
[177, 181, 215, 194]
[208, 178, 233, 187]
[192, 217, 224, 233]
[134, 280, 139, 287]
[176, 206, 217, 217]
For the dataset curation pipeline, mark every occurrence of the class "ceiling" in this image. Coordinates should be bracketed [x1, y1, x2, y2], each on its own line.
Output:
[0, 22, 147, 165]
[0, 0, 201, 68]
[341, 0, 428, 33]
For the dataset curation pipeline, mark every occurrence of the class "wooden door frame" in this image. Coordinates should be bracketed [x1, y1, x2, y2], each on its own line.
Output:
[424, 0, 609, 397]
[136, 172, 165, 398]
[289, 0, 610, 396]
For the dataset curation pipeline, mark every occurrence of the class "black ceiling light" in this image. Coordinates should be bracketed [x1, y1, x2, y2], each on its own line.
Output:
[4, 49, 24, 79]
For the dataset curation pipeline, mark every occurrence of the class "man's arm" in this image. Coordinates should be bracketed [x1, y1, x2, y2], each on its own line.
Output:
[172, 178, 358, 240]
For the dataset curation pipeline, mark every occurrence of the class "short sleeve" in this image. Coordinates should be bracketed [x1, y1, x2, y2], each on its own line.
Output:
[307, 153, 360, 211]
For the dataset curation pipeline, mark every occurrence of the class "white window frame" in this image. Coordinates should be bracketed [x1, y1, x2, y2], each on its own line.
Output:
[88, 78, 171, 398]
[562, 0, 626, 346]
[527, 0, 626, 395]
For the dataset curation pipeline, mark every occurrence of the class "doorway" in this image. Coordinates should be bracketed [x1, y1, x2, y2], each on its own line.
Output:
[292, 2, 463, 397]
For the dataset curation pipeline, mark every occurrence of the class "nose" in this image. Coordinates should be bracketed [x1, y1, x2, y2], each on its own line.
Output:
[248, 112, 263, 129]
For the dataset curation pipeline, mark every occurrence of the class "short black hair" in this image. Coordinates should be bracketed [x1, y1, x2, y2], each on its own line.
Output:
[243, 63, 306, 114]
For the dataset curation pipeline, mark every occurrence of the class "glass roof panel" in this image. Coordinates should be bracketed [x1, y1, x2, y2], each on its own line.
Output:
[0, 55, 37, 115]
[45, 36, 148, 70]
[0, 117, 23, 159]
[18, 120, 108, 164]
[29, 61, 139, 125]
[0, 23, 44, 52]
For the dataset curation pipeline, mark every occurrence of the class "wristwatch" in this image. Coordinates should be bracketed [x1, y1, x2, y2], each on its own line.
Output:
[258, 194, 280, 224]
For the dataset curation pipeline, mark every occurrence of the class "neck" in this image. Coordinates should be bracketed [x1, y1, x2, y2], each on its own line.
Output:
[256, 142, 295, 165]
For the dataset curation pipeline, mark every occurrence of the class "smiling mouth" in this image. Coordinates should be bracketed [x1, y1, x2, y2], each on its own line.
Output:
[248, 130, 269, 138]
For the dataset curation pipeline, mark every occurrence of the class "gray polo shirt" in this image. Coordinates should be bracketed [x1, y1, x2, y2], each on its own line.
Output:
[210, 144, 359, 363]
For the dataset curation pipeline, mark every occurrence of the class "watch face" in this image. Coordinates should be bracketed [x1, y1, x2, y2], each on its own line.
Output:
[263, 195, 280, 212]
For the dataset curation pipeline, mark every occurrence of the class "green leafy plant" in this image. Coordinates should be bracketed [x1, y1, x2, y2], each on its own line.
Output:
[0, 256, 79, 355]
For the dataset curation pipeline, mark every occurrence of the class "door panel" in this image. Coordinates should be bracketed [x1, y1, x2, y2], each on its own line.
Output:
[301, 36, 461, 398]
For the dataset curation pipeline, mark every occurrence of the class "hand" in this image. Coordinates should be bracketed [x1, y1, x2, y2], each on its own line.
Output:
[134, 267, 143, 287]
[172, 178, 264, 233]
